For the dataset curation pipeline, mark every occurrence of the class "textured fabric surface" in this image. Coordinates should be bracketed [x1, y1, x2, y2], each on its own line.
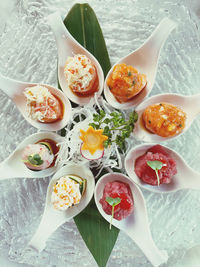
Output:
[0, 0, 200, 266]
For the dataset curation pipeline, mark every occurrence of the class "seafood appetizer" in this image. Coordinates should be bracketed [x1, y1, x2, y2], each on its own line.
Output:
[64, 54, 99, 97]
[22, 138, 59, 171]
[24, 85, 64, 123]
[100, 181, 134, 221]
[107, 63, 147, 103]
[51, 174, 86, 211]
[142, 102, 186, 137]
[135, 145, 177, 186]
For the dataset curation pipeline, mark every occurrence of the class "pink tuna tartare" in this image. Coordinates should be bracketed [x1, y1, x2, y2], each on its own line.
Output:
[134, 145, 177, 186]
[99, 181, 134, 221]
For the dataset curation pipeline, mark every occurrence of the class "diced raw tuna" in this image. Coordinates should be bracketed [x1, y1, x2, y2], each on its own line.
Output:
[134, 145, 177, 186]
[99, 181, 134, 220]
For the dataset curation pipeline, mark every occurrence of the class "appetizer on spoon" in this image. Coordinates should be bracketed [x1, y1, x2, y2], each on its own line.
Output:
[95, 173, 168, 267]
[125, 143, 200, 193]
[27, 163, 95, 252]
[47, 12, 104, 105]
[0, 132, 64, 179]
[104, 17, 177, 109]
[133, 93, 200, 142]
[0, 73, 72, 131]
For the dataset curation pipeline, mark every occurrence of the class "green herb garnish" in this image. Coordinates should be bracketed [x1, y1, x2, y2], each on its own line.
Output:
[132, 80, 135, 86]
[28, 154, 43, 166]
[89, 110, 138, 151]
[147, 160, 164, 186]
[105, 197, 121, 229]
[128, 71, 132, 76]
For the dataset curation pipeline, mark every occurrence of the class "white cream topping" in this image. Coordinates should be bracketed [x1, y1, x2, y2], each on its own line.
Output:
[51, 175, 81, 211]
[64, 54, 93, 92]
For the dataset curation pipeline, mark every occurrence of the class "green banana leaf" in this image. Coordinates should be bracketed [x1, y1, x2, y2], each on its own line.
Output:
[61, 3, 119, 267]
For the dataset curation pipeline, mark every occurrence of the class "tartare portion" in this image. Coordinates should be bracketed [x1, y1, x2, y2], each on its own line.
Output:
[24, 85, 63, 123]
[64, 54, 99, 97]
[22, 143, 54, 171]
[135, 145, 177, 186]
[100, 181, 134, 220]
[142, 102, 186, 137]
[51, 175, 86, 211]
[107, 63, 147, 103]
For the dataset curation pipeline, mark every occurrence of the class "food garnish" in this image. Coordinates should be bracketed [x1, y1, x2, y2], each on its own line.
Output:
[24, 85, 63, 123]
[80, 126, 108, 155]
[107, 63, 147, 103]
[105, 197, 121, 229]
[89, 109, 138, 150]
[51, 175, 86, 211]
[142, 102, 186, 137]
[64, 54, 99, 97]
[28, 154, 43, 166]
[146, 160, 164, 186]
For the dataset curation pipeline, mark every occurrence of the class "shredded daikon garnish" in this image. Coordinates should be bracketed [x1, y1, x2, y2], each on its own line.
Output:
[56, 94, 129, 178]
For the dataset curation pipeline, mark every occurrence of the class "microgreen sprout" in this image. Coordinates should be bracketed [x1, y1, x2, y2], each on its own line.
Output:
[89, 110, 138, 151]
[106, 197, 121, 229]
[147, 160, 165, 186]
[28, 154, 43, 166]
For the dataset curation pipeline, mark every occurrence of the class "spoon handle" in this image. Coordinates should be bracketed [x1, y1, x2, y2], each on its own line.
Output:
[47, 12, 73, 55]
[187, 94, 200, 116]
[0, 73, 22, 98]
[0, 161, 18, 179]
[142, 18, 177, 57]
[28, 208, 69, 252]
[184, 168, 200, 190]
[127, 228, 168, 267]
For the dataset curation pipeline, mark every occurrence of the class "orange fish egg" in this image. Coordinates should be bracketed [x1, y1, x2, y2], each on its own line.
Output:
[107, 63, 147, 103]
[142, 102, 186, 137]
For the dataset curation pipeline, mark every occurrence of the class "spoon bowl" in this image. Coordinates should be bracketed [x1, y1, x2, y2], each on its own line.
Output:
[104, 18, 177, 109]
[47, 12, 104, 105]
[28, 163, 95, 252]
[0, 73, 72, 131]
[125, 143, 200, 193]
[133, 93, 200, 142]
[0, 132, 64, 180]
[95, 173, 168, 267]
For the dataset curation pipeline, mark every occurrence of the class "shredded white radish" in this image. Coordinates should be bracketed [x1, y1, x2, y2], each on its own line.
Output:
[56, 94, 133, 178]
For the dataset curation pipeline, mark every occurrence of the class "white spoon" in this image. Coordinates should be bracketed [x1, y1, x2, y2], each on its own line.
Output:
[133, 93, 200, 142]
[125, 143, 200, 193]
[47, 12, 104, 105]
[0, 73, 72, 131]
[104, 18, 177, 109]
[0, 132, 64, 179]
[27, 163, 95, 252]
[95, 173, 168, 267]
